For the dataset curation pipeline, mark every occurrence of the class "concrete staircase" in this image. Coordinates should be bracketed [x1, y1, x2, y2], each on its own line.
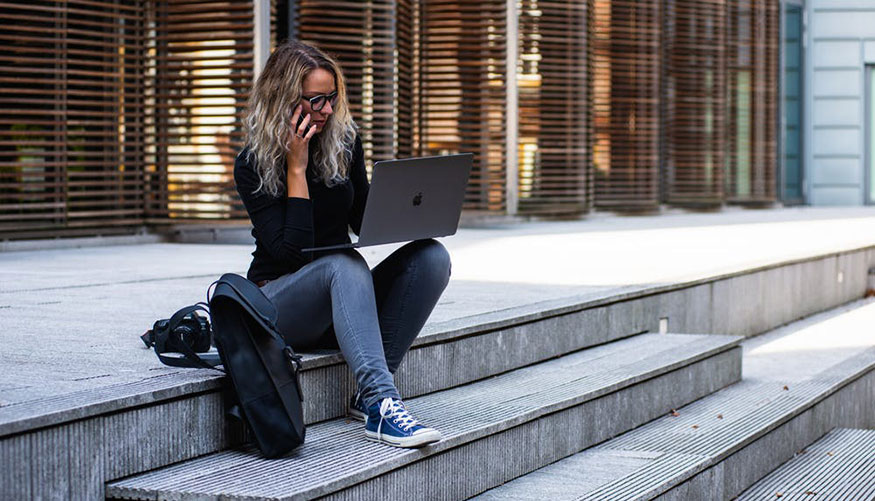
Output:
[737, 428, 875, 500]
[106, 333, 741, 500]
[3, 244, 875, 500]
[471, 301, 875, 500]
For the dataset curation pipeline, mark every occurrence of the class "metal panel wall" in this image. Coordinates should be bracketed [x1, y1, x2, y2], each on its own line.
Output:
[0, 1, 148, 238]
[807, 0, 875, 206]
[591, 0, 662, 210]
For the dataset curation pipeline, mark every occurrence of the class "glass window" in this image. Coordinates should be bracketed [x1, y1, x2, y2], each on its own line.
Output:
[782, 4, 804, 204]
[868, 66, 875, 204]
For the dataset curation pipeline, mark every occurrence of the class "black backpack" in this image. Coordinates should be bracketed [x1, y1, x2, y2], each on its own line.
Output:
[209, 273, 306, 457]
[142, 273, 306, 457]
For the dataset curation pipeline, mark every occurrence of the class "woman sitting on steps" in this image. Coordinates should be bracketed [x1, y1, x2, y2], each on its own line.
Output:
[234, 40, 450, 448]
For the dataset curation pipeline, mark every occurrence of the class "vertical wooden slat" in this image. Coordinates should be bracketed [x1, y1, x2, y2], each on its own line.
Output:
[0, 1, 147, 237]
[726, 0, 779, 204]
[144, 0, 253, 221]
[296, 1, 399, 169]
[516, 0, 590, 216]
[64, 1, 145, 223]
[663, 0, 727, 207]
[396, 0, 416, 159]
[592, 0, 661, 210]
[419, 1, 508, 213]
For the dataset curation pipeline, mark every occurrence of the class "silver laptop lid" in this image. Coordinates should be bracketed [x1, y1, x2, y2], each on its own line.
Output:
[357, 153, 472, 247]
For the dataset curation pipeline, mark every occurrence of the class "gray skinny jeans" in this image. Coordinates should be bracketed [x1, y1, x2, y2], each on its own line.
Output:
[260, 239, 451, 409]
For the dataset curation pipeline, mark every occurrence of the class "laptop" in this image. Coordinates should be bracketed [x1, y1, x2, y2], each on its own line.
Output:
[302, 153, 473, 252]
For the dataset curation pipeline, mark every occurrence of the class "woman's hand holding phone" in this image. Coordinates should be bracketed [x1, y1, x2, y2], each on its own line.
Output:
[287, 104, 316, 175]
[286, 104, 316, 199]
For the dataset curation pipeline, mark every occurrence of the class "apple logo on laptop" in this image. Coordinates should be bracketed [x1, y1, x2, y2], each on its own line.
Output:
[412, 192, 423, 207]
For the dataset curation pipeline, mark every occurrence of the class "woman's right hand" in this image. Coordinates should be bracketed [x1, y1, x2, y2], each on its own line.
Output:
[287, 104, 316, 176]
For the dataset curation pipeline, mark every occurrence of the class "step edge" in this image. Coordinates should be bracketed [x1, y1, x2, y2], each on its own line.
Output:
[105, 337, 742, 500]
[736, 428, 875, 499]
[490, 348, 875, 500]
[0, 293, 737, 438]
[0, 370, 225, 437]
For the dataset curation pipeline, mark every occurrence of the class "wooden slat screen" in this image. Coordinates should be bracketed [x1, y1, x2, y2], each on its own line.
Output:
[0, 1, 148, 238]
[663, 0, 727, 206]
[516, 0, 590, 216]
[591, 0, 661, 210]
[296, 1, 400, 168]
[1, 0, 789, 240]
[419, 1, 508, 213]
[396, 0, 417, 159]
[143, 0, 253, 221]
[726, 0, 778, 204]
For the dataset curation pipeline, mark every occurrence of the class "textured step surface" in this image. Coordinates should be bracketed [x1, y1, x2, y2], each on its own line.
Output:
[6, 212, 875, 501]
[737, 428, 875, 500]
[106, 333, 741, 501]
[6, 211, 875, 434]
[473, 301, 875, 501]
[474, 361, 875, 501]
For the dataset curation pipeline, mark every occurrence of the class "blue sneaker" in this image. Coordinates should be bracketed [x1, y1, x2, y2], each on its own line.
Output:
[365, 398, 441, 448]
[348, 391, 367, 422]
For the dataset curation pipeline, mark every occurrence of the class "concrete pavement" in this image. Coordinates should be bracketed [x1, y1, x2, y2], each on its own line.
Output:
[3, 207, 875, 410]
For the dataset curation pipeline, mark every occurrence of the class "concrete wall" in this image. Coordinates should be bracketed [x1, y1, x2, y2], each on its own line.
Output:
[807, 0, 875, 205]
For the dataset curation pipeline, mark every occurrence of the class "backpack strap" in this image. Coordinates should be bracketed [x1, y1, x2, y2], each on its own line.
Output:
[211, 277, 283, 344]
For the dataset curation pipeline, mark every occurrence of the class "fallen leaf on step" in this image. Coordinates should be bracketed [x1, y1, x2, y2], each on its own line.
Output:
[691, 425, 699, 429]
[783, 385, 789, 391]
[670, 409, 680, 417]
[717, 414, 723, 419]
[775, 493, 783, 498]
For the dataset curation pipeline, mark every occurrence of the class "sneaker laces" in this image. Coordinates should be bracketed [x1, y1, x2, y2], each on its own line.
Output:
[378, 398, 419, 432]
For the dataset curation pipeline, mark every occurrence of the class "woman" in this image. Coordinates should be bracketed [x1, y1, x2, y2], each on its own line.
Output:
[234, 40, 450, 448]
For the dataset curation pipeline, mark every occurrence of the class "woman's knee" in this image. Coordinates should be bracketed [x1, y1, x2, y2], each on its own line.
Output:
[321, 251, 371, 281]
[414, 239, 451, 283]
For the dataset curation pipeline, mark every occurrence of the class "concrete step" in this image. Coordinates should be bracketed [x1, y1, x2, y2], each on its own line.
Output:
[105, 332, 741, 501]
[5, 242, 872, 500]
[0, 290, 675, 500]
[471, 302, 875, 501]
[737, 428, 875, 500]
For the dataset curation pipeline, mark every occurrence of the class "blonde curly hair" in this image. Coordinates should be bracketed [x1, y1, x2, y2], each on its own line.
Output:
[243, 40, 357, 196]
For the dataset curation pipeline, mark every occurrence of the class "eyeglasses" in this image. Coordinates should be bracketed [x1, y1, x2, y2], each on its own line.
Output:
[302, 91, 338, 112]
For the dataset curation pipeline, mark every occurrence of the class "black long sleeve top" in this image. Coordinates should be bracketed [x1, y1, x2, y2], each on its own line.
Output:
[234, 135, 368, 283]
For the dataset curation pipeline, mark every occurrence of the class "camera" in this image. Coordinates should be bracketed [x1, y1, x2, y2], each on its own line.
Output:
[142, 311, 212, 354]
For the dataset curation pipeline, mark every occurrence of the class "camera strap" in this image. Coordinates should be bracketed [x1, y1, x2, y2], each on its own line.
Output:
[144, 303, 223, 371]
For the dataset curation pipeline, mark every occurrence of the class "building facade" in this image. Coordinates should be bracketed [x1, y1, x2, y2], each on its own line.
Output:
[802, 0, 875, 205]
[0, 1, 867, 240]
